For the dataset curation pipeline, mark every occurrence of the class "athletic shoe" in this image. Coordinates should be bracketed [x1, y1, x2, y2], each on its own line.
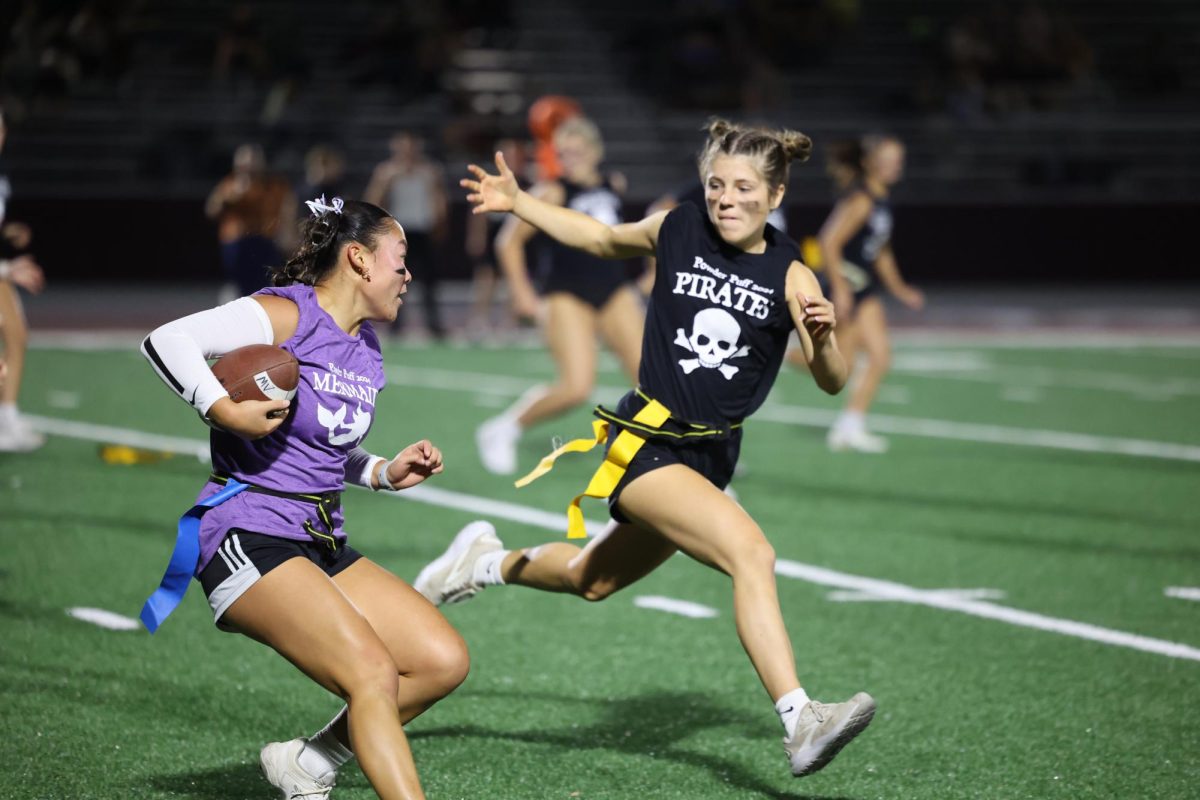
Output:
[826, 426, 888, 453]
[475, 415, 520, 475]
[413, 521, 502, 607]
[260, 739, 336, 799]
[784, 692, 877, 777]
[0, 415, 44, 452]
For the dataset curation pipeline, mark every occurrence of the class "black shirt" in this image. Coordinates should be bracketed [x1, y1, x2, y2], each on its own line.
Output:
[640, 203, 799, 425]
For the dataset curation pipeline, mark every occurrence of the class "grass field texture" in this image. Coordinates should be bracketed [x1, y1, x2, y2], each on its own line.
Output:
[3, 336, 1199, 799]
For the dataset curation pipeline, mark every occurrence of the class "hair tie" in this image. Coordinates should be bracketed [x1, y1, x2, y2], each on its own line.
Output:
[305, 194, 344, 217]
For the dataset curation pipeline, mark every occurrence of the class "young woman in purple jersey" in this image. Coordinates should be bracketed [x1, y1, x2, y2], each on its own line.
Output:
[142, 197, 476, 800]
[417, 121, 877, 779]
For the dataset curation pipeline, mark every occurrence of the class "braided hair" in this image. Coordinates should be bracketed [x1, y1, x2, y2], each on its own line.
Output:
[270, 198, 396, 286]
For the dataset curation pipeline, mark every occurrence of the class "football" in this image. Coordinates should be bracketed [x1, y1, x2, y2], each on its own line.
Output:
[210, 344, 299, 405]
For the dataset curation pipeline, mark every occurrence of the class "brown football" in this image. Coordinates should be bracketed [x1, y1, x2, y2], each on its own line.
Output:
[210, 344, 299, 405]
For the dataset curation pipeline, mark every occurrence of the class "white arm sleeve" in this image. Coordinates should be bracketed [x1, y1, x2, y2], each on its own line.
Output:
[345, 447, 388, 489]
[140, 297, 275, 416]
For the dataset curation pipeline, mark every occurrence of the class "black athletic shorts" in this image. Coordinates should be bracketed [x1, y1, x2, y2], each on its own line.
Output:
[198, 529, 363, 631]
[542, 269, 631, 310]
[604, 391, 742, 524]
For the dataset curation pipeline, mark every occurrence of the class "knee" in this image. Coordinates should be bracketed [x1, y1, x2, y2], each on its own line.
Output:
[867, 344, 891, 372]
[558, 380, 594, 408]
[728, 529, 776, 578]
[578, 576, 619, 603]
[341, 647, 400, 703]
[421, 631, 471, 696]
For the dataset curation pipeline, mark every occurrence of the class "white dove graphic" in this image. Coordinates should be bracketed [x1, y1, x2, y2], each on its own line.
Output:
[317, 402, 372, 446]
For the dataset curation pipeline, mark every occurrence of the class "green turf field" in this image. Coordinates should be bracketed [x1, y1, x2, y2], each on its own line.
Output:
[4, 336, 1199, 799]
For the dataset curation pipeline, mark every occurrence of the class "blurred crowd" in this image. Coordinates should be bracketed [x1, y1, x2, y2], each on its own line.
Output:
[916, 3, 1100, 119]
[0, 0, 138, 119]
[620, 0, 859, 113]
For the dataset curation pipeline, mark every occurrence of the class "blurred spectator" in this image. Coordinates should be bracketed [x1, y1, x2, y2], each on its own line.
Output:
[300, 144, 346, 202]
[928, 2, 1099, 119]
[0, 105, 47, 452]
[212, 4, 269, 83]
[205, 143, 297, 296]
[623, 0, 851, 112]
[464, 138, 529, 339]
[365, 132, 448, 339]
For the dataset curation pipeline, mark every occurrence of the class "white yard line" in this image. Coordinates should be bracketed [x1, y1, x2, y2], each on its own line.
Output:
[380, 365, 1200, 462]
[26, 415, 1200, 664]
[751, 403, 1200, 462]
[633, 596, 720, 619]
[1165, 587, 1200, 602]
[895, 363, 1200, 399]
[25, 415, 211, 460]
[66, 607, 141, 631]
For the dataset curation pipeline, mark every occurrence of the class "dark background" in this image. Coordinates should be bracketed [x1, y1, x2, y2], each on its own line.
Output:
[4, 0, 1199, 288]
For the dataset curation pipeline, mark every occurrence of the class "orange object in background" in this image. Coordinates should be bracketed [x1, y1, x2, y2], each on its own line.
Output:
[527, 95, 581, 180]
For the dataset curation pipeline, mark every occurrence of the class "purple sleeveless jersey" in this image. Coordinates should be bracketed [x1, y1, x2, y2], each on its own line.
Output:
[192, 284, 386, 573]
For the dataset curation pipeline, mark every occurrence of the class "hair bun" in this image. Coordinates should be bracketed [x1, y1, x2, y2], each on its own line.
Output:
[780, 130, 812, 163]
[706, 117, 738, 142]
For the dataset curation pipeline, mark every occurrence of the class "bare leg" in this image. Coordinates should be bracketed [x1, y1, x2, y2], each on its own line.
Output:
[843, 297, 889, 414]
[501, 521, 677, 600]
[618, 466, 800, 701]
[468, 264, 497, 333]
[512, 293, 600, 429]
[0, 283, 28, 406]
[221, 559, 426, 800]
[595, 286, 645, 384]
[318, 559, 469, 748]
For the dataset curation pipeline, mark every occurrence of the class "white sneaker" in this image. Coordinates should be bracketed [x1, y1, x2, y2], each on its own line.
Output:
[475, 415, 520, 475]
[784, 692, 877, 777]
[260, 739, 336, 799]
[0, 415, 44, 452]
[413, 521, 502, 607]
[826, 426, 888, 453]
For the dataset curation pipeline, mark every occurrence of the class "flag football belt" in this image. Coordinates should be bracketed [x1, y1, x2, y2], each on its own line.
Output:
[140, 473, 342, 633]
[208, 472, 342, 551]
[514, 388, 742, 539]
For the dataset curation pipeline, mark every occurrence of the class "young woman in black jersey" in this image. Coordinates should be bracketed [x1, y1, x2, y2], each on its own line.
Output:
[819, 135, 924, 453]
[419, 120, 876, 778]
[474, 117, 645, 475]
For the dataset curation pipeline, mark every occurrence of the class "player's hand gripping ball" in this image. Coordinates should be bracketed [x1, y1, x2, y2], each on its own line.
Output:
[211, 344, 299, 417]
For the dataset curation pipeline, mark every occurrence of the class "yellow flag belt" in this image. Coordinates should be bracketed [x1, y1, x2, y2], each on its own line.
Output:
[514, 389, 741, 539]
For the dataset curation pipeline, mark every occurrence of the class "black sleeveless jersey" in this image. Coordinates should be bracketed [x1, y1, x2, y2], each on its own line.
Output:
[842, 185, 892, 269]
[542, 177, 626, 284]
[639, 202, 799, 425]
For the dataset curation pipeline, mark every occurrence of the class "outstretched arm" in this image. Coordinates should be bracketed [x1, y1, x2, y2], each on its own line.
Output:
[874, 245, 924, 310]
[785, 262, 847, 395]
[463, 151, 667, 259]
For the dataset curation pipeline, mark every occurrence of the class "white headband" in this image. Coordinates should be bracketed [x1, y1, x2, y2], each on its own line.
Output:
[305, 194, 344, 217]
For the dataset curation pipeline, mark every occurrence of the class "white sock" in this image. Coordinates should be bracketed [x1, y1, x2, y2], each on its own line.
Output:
[472, 549, 509, 587]
[299, 710, 354, 777]
[836, 410, 865, 433]
[0, 403, 17, 426]
[775, 687, 812, 739]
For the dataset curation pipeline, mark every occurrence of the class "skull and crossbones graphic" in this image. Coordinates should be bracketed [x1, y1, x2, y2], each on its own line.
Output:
[674, 308, 750, 380]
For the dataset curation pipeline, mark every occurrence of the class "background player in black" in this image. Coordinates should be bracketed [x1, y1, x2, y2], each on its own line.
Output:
[419, 120, 877, 779]
[820, 135, 924, 453]
[475, 117, 644, 475]
[0, 106, 48, 452]
[464, 138, 529, 340]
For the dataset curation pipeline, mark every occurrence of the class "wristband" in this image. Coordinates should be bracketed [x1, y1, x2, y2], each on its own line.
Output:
[375, 458, 398, 491]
